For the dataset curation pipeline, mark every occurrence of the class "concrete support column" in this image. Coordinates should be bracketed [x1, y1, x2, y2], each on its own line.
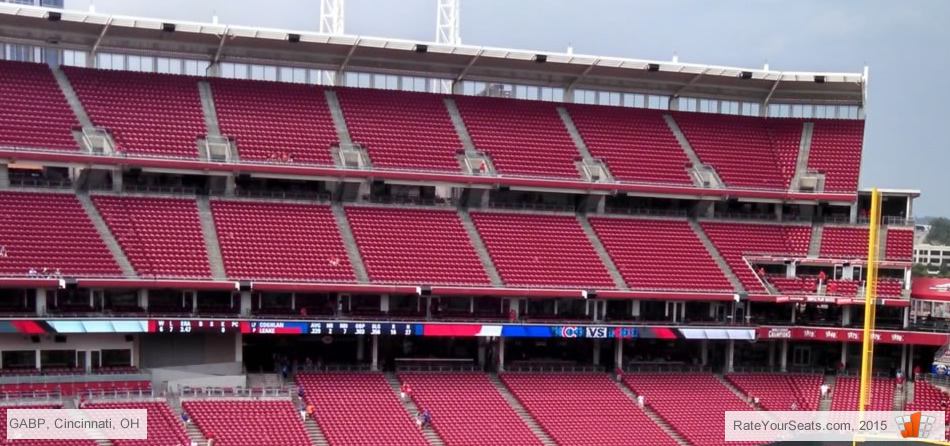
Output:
[701, 340, 709, 366]
[478, 338, 487, 369]
[841, 342, 848, 369]
[371, 335, 379, 371]
[498, 337, 505, 372]
[900, 343, 908, 376]
[240, 290, 252, 317]
[356, 335, 365, 362]
[190, 291, 197, 314]
[137, 289, 148, 311]
[35, 289, 47, 316]
[0, 164, 8, 188]
[35, 350, 41, 370]
[768, 341, 776, 367]
[725, 340, 735, 373]
[791, 306, 797, 324]
[593, 339, 601, 366]
[234, 332, 243, 364]
[111, 167, 123, 192]
[780, 340, 789, 372]
[84, 350, 92, 372]
[380, 295, 390, 313]
[903, 308, 910, 329]
[842, 306, 851, 326]
[774, 205, 783, 221]
[615, 338, 623, 370]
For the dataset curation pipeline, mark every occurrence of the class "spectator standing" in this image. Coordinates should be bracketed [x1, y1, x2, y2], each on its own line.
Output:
[790, 401, 798, 410]
[422, 410, 431, 428]
[0, 246, 7, 257]
[637, 395, 644, 409]
[914, 365, 921, 381]
[181, 412, 190, 424]
[299, 403, 307, 421]
[306, 404, 314, 420]
[297, 385, 304, 399]
[820, 384, 829, 400]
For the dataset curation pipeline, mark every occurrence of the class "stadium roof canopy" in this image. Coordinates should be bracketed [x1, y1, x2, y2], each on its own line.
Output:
[0, 3, 865, 107]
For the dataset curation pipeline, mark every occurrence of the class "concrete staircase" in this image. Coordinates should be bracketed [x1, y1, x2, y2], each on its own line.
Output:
[0, 164, 9, 188]
[906, 379, 916, 405]
[556, 106, 594, 160]
[76, 192, 137, 278]
[577, 214, 628, 290]
[487, 374, 557, 446]
[291, 393, 330, 446]
[819, 375, 835, 411]
[196, 81, 223, 137]
[458, 208, 504, 287]
[196, 196, 228, 280]
[808, 220, 824, 257]
[715, 374, 758, 410]
[444, 98, 478, 155]
[878, 226, 889, 261]
[688, 219, 745, 293]
[51, 66, 94, 128]
[168, 396, 209, 446]
[383, 373, 446, 446]
[788, 122, 815, 191]
[613, 380, 692, 446]
[324, 90, 353, 168]
[330, 203, 370, 284]
[893, 381, 907, 411]
[663, 114, 722, 188]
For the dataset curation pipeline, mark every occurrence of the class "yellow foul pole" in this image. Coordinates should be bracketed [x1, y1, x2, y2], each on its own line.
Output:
[858, 188, 882, 413]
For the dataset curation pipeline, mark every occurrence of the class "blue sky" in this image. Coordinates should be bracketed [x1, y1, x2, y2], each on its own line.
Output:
[72, 0, 950, 216]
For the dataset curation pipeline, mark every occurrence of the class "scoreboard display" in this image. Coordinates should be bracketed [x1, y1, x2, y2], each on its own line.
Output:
[149, 320, 242, 333]
[308, 322, 414, 336]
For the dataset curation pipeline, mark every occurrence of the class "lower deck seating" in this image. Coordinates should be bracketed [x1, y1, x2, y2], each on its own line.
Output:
[297, 373, 429, 446]
[1, 405, 97, 446]
[0, 191, 122, 277]
[885, 229, 914, 261]
[725, 374, 822, 412]
[87, 401, 189, 446]
[399, 373, 543, 446]
[470, 212, 614, 288]
[827, 280, 859, 296]
[624, 374, 756, 446]
[905, 380, 950, 434]
[183, 400, 311, 446]
[831, 377, 895, 411]
[877, 279, 903, 297]
[211, 200, 355, 282]
[768, 276, 818, 294]
[820, 226, 868, 259]
[502, 373, 677, 446]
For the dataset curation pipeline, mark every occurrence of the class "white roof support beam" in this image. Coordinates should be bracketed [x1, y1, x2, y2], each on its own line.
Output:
[672, 68, 709, 99]
[763, 78, 782, 108]
[565, 59, 600, 92]
[455, 49, 482, 83]
[211, 26, 230, 66]
[89, 16, 113, 60]
[338, 38, 360, 74]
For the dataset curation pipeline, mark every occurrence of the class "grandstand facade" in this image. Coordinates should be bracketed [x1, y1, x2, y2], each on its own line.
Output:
[0, 4, 940, 446]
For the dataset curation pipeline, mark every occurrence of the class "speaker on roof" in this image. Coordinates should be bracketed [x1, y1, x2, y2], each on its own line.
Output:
[288, 33, 301, 43]
[586, 290, 598, 300]
[162, 23, 176, 32]
[739, 71, 753, 80]
[54, 335, 66, 343]
[533, 54, 547, 63]
[647, 63, 660, 72]
[814, 75, 826, 83]
[414, 44, 428, 53]
[239, 281, 252, 292]
[47, 12, 62, 21]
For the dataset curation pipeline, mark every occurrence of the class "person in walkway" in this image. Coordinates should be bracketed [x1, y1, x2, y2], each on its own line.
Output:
[897, 373, 904, 390]
[306, 404, 314, 420]
[0, 246, 7, 257]
[753, 396, 760, 407]
[299, 403, 307, 421]
[818, 270, 827, 286]
[297, 384, 305, 399]
[27, 267, 36, 277]
[914, 365, 922, 381]
[299, 306, 307, 318]
[181, 411, 190, 424]
[820, 383, 829, 400]
[422, 410, 432, 428]
[400, 382, 411, 401]
[637, 395, 644, 409]
[790, 401, 798, 411]
[53, 268, 62, 279]
[79, 395, 88, 409]
[615, 367, 623, 383]
[415, 410, 423, 428]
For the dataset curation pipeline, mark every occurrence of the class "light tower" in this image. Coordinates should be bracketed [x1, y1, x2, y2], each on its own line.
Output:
[435, 0, 460, 93]
[321, 0, 345, 85]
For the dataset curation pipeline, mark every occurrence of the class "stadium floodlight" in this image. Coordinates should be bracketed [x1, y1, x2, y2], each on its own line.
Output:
[814, 75, 826, 83]
[47, 11, 61, 22]
[161, 23, 176, 32]
[435, 0, 460, 93]
[287, 33, 301, 43]
[647, 63, 660, 72]
[533, 54, 547, 63]
[320, 0, 345, 35]
[739, 71, 753, 80]
[414, 44, 429, 53]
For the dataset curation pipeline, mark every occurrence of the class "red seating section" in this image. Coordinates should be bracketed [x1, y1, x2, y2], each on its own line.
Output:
[767, 119, 804, 190]
[64, 67, 205, 158]
[337, 88, 461, 172]
[700, 222, 811, 293]
[184, 400, 311, 446]
[345, 207, 490, 286]
[470, 212, 614, 288]
[808, 120, 864, 192]
[905, 381, 950, 431]
[92, 195, 210, 278]
[297, 373, 429, 446]
[454, 96, 580, 178]
[0, 60, 77, 150]
[877, 278, 903, 297]
[566, 104, 692, 185]
[820, 226, 867, 259]
[885, 229, 914, 261]
[624, 374, 755, 446]
[725, 374, 822, 411]
[211, 78, 336, 165]
[1, 405, 97, 446]
[88, 401, 189, 446]
[673, 112, 797, 190]
[211, 200, 354, 282]
[588, 217, 733, 291]
[502, 373, 677, 446]
[831, 377, 895, 411]
[0, 191, 121, 277]
[827, 280, 859, 297]
[400, 373, 542, 446]
[768, 276, 817, 295]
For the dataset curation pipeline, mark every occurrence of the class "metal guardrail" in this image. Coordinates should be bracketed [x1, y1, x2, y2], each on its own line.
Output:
[0, 373, 150, 385]
[624, 364, 712, 373]
[505, 364, 605, 373]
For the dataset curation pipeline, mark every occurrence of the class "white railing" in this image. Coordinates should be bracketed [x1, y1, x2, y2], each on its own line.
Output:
[81, 126, 114, 154]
